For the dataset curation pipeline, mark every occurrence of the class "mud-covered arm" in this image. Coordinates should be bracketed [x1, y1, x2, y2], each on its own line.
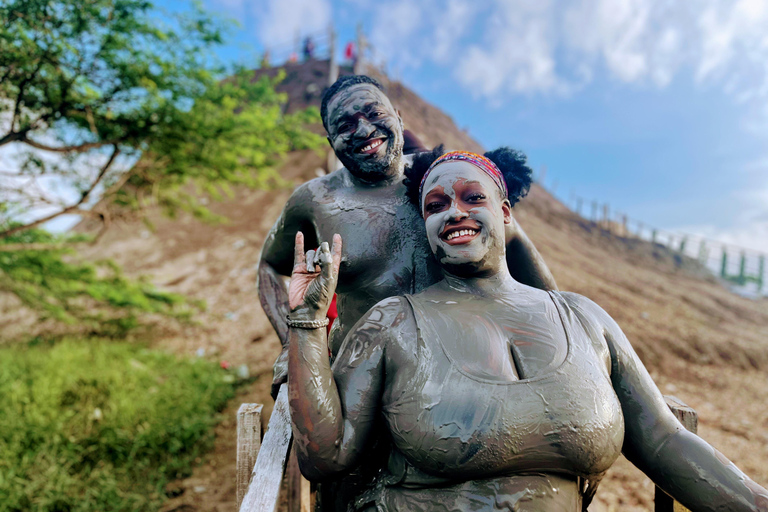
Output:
[289, 299, 394, 481]
[505, 217, 557, 291]
[567, 294, 768, 512]
[285, 233, 389, 480]
[258, 186, 318, 341]
[258, 187, 318, 397]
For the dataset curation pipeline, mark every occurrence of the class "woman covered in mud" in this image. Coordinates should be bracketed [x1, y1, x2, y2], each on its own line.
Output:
[286, 147, 768, 511]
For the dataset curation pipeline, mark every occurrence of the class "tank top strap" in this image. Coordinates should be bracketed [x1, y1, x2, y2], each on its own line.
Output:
[402, 293, 443, 353]
[546, 290, 591, 354]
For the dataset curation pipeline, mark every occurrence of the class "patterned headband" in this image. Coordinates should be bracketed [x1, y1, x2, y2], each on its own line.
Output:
[419, 151, 508, 210]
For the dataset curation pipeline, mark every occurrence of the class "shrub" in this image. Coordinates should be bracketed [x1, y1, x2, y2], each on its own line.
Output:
[0, 338, 237, 512]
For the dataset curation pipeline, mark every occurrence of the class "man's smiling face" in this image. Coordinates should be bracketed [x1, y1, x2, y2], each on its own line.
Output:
[325, 84, 404, 182]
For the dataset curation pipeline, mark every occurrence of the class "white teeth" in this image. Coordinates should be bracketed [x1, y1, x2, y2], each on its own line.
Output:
[445, 229, 477, 240]
[359, 139, 382, 152]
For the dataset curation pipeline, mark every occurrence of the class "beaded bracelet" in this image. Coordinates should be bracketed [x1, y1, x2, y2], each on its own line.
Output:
[286, 315, 329, 329]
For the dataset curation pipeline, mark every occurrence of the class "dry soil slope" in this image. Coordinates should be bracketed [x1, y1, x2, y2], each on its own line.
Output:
[65, 61, 768, 511]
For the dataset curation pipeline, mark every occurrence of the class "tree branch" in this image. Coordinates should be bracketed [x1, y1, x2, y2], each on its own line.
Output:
[23, 137, 120, 153]
[0, 130, 29, 147]
[0, 145, 120, 239]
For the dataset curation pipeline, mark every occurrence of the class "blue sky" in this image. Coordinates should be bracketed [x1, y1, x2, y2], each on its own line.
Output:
[22, 0, 760, 257]
[176, 0, 768, 253]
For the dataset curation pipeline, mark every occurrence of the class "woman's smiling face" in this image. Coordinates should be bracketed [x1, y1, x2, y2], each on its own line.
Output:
[421, 160, 512, 276]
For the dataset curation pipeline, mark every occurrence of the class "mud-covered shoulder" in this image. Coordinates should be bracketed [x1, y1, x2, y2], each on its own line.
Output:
[295, 167, 353, 198]
[558, 291, 615, 373]
[332, 296, 416, 370]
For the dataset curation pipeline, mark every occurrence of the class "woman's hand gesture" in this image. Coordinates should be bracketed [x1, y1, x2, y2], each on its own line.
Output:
[288, 232, 342, 319]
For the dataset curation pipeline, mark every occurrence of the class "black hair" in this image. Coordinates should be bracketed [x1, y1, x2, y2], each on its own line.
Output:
[404, 145, 533, 208]
[320, 75, 385, 131]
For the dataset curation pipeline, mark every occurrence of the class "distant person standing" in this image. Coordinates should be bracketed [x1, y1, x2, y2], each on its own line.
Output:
[303, 36, 315, 61]
[260, 49, 271, 68]
[344, 41, 357, 67]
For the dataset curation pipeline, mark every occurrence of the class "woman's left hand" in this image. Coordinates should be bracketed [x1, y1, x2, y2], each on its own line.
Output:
[288, 232, 342, 319]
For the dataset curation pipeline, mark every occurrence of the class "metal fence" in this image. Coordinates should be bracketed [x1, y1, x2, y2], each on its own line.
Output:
[541, 175, 766, 297]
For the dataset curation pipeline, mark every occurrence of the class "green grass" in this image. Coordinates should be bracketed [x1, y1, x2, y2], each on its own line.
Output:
[0, 338, 238, 512]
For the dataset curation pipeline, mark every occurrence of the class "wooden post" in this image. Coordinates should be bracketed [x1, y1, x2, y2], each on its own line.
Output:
[287, 448, 312, 512]
[239, 386, 293, 512]
[603, 204, 610, 231]
[721, 250, 728, 278]
[328, 24, 338, 86]
[678, 236, 687, 255]
[655, 396, 698, 512]
[621, 215, 628, 237]
[739, 252, 746, 284]
[652, 229, 658, 244]
[354, 23, 366, 74]
[758, 255, 765, 292]
[591, 201, 598, 223]
[237, 404, 263, 510]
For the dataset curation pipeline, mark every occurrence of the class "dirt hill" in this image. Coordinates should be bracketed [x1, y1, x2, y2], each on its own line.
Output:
[11, 59, 768, 511]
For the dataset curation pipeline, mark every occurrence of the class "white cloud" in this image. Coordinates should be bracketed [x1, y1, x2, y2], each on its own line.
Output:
[367, 0, 477, 70]
[368, 0, 424, 69]
[210, 0, 332, 53]
[431, 0, 477, 63]
[564, 0, 653, 82]
[364, 0, 768, 105]
[456, 1, 564, 97]
[256, 0, 331, 48]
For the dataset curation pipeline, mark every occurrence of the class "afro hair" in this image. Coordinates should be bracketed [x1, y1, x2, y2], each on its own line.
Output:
[403, 146, 533, 209]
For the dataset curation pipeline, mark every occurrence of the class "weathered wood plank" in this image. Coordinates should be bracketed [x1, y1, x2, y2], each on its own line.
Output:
[655, 395, 698, 512]
[239, 385, 293, 512]
[237, 403, 263, 510]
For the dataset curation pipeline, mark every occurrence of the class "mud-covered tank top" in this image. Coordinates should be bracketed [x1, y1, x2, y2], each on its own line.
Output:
[356, 291, 624, 511]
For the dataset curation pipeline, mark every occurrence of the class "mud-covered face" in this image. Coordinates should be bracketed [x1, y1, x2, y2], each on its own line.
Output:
[421, 161, 512, 276]
[326, 84, 404, 182]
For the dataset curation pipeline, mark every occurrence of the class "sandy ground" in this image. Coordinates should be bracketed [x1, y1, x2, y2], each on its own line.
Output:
[3, 62, 767, 511]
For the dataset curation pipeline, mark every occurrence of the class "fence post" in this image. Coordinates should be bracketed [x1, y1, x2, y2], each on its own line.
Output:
[652, 229, 658, 244]
[739, 252, 746, 285]
[236, 404, 263, 510]
[721, 250, 728, 278]
[679, 236, 687, 255]
[603, 204, 610, 232]
[591, 201, 598, 223]
[759, 256, 765, 292]
[354, 23, 367, 74]
[239, 386, 293, 512]
[655, 396, 697, 512]
[622, 215, 628, 237]
[328, 24, 338, 85]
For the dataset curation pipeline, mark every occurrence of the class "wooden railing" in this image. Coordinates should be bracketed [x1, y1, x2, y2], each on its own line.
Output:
[235, 390, 697, 512]
[236, 386, 312, 512]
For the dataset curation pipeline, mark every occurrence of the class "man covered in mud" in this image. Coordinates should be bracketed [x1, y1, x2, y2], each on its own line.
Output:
[257, 75, 556, 509]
